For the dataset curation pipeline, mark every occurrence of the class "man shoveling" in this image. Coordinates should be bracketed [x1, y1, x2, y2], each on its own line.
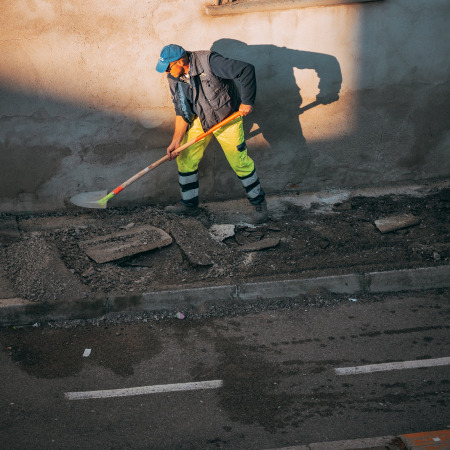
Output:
[156, 44, 267, 224]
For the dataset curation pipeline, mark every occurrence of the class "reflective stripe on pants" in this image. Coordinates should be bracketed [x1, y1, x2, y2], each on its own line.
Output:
[179, 170, 199, 207]
[177, 115, 264, 205]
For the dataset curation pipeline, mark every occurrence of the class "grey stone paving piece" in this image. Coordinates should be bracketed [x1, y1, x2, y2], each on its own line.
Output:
[237, 237, 280, 252]
[169, 218, 225, 267]
[78, 225, 172, 264]
[374, 214, 420, 233]
[235, 230, 265, 245]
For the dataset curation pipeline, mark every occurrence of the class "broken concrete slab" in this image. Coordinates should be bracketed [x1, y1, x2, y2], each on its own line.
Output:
[209, 224, 235, 242]
[237, 237, 280, 252]
[235, 229, 265, 246]
[374, 214, 420, 233]
[169, 218, 226, 267]
[78, 225, 172, 264]
[4, 235, 91, 302]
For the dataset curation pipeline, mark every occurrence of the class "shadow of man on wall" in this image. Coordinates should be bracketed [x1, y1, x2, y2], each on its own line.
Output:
[211, 39, 342, 189]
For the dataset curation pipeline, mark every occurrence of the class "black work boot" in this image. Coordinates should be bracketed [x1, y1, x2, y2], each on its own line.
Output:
[253, 199, 268, 224]
[164, 203, 199, 217]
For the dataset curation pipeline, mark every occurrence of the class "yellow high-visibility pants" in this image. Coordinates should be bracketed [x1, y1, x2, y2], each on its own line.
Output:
[177, 115, 264, 207]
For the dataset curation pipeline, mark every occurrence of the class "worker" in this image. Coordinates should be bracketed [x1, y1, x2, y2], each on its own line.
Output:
[156, 44, 267, 223]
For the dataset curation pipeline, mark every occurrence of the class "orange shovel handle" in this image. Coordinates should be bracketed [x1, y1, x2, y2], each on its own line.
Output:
[109, 111, 242, 197]
[173, 110, 242, 157]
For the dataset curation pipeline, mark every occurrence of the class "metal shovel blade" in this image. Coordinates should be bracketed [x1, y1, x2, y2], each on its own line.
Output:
[70, 190, 108, 209]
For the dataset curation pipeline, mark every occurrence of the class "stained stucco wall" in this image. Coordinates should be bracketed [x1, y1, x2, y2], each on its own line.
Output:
[0, 0, 449, 212]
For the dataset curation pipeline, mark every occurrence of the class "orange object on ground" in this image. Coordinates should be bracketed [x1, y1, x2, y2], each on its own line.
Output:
[400, 430, 450, 449]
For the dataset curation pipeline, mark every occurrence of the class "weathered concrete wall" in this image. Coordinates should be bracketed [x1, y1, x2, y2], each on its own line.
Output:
[0, 0, 449, 212]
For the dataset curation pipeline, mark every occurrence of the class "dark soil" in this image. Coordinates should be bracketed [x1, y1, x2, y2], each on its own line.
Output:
[1, 187, 449, 302]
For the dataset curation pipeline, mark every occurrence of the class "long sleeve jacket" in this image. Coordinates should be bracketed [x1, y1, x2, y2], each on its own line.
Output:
[168, 50, 256, 130]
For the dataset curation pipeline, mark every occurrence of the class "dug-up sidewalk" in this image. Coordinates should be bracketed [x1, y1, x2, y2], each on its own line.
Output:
[0, 179, 449, 327]
[271, 429, 450, 449]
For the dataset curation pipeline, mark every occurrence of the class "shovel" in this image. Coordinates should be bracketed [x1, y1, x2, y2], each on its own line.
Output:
[70, 111, 242, 209]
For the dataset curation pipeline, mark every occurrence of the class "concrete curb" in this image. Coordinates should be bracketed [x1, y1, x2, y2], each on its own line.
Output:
[0, 265, 449, 327]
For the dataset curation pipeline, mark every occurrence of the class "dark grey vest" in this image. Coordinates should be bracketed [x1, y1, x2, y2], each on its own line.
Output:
[187, 51, 241, 130]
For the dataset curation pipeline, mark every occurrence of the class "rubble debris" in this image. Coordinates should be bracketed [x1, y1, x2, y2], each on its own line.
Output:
[0, 186, 447, 303]
[83, 349, 91, 357]
[209, 224, 235, 242]
[374, 214, 420, 233]
[409, 242, 450, 261]
[235, 229, 265, 246]
[78, 225, 172, 264]
[237, 237, 280, 252]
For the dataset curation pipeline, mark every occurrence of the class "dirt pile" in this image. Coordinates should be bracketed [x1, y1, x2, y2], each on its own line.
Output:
[3, 235, 90, 302]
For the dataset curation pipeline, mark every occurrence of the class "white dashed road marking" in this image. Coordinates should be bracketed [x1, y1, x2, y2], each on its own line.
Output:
[335, 356, 450, 375]
[65, 380, 223, 400]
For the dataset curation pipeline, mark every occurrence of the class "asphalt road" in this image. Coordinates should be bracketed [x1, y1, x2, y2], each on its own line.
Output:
[1, 290, 449, 449]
